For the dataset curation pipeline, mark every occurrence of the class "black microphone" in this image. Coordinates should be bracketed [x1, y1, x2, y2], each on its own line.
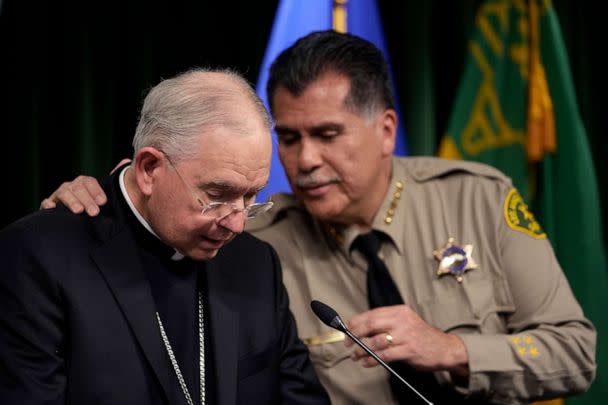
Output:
[310, 300, 434, 405]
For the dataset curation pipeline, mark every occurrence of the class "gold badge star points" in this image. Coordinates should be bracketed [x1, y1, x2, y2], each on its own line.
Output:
[433, 237, 478, 283]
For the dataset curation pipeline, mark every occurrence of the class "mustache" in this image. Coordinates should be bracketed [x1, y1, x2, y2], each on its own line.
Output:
[294, 174, 341, 188]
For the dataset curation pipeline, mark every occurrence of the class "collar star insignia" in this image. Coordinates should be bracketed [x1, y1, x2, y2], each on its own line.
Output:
[433, 237, 478, 283]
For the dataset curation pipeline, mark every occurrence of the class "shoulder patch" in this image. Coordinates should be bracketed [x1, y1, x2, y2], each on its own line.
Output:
[503, 188, 546, 239]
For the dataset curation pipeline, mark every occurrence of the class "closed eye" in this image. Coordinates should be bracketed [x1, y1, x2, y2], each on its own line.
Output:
[276, 129, 300, 146]
[311, 123, 344, 140]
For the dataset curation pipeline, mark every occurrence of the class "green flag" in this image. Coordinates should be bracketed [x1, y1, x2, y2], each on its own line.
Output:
[438, 1, 607, 403]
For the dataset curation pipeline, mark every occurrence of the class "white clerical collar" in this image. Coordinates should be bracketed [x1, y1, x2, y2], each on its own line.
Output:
[119, 166, 184, 261]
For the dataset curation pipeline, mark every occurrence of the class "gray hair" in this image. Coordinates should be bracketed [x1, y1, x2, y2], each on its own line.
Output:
[132, 67, 272, 162]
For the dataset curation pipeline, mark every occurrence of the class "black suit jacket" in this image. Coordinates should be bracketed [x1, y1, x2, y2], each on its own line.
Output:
[0, 173, 329, 405]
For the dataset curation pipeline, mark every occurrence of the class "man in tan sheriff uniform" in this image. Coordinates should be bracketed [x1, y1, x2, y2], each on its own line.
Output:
[42, 31, 596, 404]
[248, 156, 596, 404]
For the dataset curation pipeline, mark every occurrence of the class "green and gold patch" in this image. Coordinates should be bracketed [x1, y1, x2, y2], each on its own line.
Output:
[504, 188, 546, 239]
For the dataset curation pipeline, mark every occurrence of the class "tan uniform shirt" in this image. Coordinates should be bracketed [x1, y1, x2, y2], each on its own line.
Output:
[247, 157, 596, 404]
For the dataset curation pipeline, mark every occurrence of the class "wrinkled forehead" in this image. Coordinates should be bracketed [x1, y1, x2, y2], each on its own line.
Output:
[188, 128, 272, 192]
[271, 74, 355, 125]
[198, 120, 272, 159]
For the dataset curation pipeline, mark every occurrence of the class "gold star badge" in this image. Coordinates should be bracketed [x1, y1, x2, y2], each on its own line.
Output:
[433, 237, 478, 283]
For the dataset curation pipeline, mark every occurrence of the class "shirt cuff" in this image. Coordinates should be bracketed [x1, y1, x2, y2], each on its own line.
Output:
[454, 333, 521, 395]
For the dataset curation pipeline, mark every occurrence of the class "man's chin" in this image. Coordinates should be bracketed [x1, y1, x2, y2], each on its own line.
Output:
[302, 200, 342, 222]
[189, 248, 220, 261]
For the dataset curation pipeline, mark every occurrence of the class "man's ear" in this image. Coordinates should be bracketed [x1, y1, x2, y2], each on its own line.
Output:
[132, 147, 164, 196]
[378, 108, 397, 157]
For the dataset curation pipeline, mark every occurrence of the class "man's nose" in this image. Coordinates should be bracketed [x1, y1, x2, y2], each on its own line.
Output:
[298, 138, 323, 172]
[216, 210, 246, 234]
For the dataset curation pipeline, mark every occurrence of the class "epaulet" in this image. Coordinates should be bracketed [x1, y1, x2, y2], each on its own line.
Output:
[398, 156, 512, 185]
[246, 192, 303, 231]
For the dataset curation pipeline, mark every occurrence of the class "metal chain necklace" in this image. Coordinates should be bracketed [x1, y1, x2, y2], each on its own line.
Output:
[156, 291, 205, 405]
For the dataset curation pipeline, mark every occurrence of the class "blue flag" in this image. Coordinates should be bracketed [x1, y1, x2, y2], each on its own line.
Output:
[256, 0, 408, 203]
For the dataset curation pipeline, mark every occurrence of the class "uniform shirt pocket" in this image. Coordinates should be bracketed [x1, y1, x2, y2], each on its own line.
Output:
[307, 339, 352, 368]
[416, 278, 515, 334]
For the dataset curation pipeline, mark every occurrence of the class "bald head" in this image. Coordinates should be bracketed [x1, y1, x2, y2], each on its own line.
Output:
[132, 68, 272, 162]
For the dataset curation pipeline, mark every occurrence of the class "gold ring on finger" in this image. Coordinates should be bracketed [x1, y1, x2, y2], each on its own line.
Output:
[385, 333, 394, 345]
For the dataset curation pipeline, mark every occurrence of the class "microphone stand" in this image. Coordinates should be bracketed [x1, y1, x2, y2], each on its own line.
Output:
[340, 326, 434, 405]
[310, 300, 433, 405]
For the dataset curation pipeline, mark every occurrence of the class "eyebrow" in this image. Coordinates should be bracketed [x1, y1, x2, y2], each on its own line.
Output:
[275, 122, 344, 134]
[197, 180, 269, 195]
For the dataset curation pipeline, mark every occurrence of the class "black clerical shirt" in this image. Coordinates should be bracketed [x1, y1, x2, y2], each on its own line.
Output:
[118, 173, 215, 405]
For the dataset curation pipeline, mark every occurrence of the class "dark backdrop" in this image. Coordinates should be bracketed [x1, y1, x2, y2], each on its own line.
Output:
[1, 0, 605, 248]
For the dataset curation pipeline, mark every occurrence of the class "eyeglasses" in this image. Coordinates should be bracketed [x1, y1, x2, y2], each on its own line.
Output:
[162, 152, 274, 220]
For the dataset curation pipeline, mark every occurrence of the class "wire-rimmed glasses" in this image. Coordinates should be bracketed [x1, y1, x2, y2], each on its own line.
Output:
[162, 152, 273, 220]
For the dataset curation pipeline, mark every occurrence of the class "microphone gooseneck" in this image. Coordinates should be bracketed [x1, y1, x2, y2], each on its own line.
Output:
[309, 300, 433, 405]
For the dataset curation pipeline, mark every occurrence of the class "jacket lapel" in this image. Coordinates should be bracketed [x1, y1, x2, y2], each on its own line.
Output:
[91, 230, 180, 405]
[206, 258, 238, 405]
